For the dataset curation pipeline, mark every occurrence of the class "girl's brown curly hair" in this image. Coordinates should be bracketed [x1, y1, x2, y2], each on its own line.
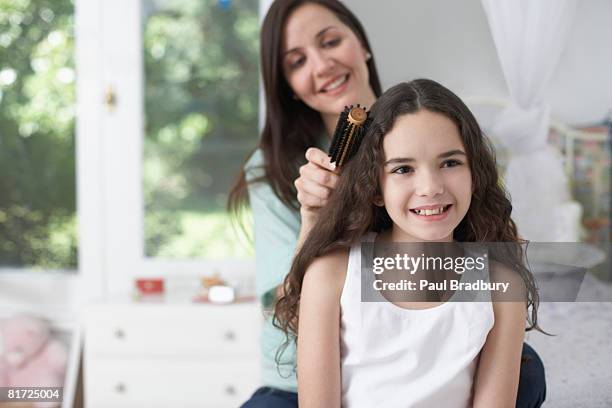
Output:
[273, 79, 542, 363]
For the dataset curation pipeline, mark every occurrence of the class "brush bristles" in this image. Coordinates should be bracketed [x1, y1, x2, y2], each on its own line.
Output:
[328, 107, 350, 162]
[328, 105, 368, 168]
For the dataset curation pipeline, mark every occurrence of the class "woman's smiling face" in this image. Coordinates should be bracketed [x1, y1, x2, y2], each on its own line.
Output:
[379, 109, 473, 242]
[282, 2, 373, 116]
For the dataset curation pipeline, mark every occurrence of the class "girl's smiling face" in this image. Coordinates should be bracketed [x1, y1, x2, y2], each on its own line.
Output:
[379, 109, 472, 242]
[282, 3, 375, 117]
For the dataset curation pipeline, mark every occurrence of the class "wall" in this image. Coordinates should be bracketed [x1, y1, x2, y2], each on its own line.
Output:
[348, 0, 612, 125]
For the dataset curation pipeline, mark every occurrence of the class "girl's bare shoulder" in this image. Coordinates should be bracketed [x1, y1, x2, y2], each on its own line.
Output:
[303, 248, 350, 297]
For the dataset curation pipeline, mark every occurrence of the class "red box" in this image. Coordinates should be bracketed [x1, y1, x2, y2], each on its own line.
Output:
[135, 278, 164, 294]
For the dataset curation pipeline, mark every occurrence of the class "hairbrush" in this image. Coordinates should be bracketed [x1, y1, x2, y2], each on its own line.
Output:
[328, 104, 370, 168]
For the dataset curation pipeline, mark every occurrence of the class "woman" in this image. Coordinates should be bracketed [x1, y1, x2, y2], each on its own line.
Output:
[228, 1, 546, 407]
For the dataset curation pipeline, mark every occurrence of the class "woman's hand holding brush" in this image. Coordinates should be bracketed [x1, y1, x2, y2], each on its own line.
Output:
[295, 147, 339, 236]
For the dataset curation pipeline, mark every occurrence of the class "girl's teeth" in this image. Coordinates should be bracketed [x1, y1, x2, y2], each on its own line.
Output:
[416, 207, 445, 216]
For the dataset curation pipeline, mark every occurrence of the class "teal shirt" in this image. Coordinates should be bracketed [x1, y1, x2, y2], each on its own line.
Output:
[245, 149, 300, 392]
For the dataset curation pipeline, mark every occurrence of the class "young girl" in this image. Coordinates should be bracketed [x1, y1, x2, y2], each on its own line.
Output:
[274, 79, 541, 408]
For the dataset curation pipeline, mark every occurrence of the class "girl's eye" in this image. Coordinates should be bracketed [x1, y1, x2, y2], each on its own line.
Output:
[392, 165, 414, 175]
[442, 159, 462, 168]
[322, 37, 341, 48]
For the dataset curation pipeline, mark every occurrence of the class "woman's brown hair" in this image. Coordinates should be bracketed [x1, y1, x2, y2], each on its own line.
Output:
[273, 79, 542, 361]
[227, 0, 383, 217]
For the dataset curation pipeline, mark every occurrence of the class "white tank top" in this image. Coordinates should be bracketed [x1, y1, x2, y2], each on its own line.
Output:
[340, 233, 495, 408]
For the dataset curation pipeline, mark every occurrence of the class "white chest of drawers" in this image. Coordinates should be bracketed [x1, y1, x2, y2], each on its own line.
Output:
[83, 300, 261, 408]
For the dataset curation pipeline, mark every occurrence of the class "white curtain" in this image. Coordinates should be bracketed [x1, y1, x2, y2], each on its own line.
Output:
[481, 0, 582, 241]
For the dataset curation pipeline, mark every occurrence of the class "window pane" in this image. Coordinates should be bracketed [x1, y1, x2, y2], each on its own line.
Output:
[0, 0, 77, 270]
[143, 0, 258, 259]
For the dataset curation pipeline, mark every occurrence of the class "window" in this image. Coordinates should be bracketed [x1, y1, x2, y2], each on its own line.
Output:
[0, 0, 77, 272]
[0, 0, 265, 302]
[99, 0, 263, 294]
[142, 0, 259, 260]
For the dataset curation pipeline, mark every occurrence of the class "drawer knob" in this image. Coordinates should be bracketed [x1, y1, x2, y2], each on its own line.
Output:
[225, 385, 236, 396]
[114, 328, 125, 339]
[224, 330, 236, 341]
[115, 382, 126, 394]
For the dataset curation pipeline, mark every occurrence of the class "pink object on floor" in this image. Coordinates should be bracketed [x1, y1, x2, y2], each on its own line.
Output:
[0, 315, 68, 408]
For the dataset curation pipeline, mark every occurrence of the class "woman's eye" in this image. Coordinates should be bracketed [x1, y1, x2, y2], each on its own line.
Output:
[442, 159, 462, 168]
[288, 56, 305, 69]
[392, 166, 414, 174]
[322, 38, 341, 48]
